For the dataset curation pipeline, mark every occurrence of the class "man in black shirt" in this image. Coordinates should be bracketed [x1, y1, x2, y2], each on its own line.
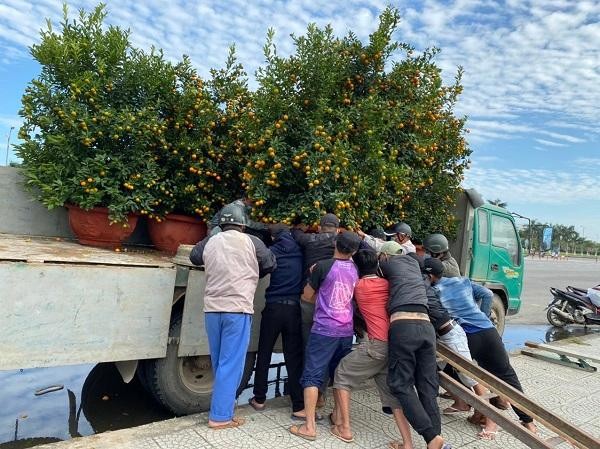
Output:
[378, 242, 450, 449]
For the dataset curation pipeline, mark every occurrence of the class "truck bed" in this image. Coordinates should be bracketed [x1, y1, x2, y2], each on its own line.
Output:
[0, 233, 174, 267]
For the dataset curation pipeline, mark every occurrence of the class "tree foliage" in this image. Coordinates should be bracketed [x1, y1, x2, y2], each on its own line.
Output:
[16, 4, 470, 236]
[241, 8, 469, 236]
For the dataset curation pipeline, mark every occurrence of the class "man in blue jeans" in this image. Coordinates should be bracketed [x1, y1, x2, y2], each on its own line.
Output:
[190, 204, 276, 429]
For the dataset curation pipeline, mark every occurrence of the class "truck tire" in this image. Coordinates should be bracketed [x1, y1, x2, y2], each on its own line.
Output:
[490, 293, 506, 336]
[142, 311, 256, 415]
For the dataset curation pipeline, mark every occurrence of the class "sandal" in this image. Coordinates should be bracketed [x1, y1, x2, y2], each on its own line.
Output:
[208, 417, 246, 430]
[289, 424, 316, 441]
[248, 397, 266, 411]
[443, 406, 471, 415]
[388, 442, 406, 449]
[478, 429, 498, 440]
[330, 425, 355, 443]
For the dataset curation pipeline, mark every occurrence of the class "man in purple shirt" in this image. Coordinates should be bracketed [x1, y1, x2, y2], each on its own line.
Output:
[289, 231, 361, 442]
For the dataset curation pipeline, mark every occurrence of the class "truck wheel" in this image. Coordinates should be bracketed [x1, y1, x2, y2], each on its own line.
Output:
[490, 293, 506, 336]
[143, 312, 256, 415]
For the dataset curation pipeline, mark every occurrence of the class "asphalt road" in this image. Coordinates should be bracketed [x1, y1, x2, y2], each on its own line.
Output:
[507, 256, 600, 325]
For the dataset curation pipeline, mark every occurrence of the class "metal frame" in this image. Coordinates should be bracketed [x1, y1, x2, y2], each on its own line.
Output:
[522, 341, 598, 372]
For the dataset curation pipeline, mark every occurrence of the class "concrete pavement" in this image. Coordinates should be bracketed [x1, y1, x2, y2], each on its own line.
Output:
[35, 334, 600, 449]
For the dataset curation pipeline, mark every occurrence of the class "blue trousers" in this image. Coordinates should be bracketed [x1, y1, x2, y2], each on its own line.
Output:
[205, 312, 252, 422]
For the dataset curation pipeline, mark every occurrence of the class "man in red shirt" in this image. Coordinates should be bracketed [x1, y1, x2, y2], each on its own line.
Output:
[330, 249, 414, 449]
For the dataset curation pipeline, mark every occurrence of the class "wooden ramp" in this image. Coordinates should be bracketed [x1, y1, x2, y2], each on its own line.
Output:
[437, 343, 600, 449]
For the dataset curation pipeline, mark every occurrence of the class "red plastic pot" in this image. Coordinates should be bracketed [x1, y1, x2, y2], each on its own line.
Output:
[66, 204, 138, 248]
[147, 213, 207, 254]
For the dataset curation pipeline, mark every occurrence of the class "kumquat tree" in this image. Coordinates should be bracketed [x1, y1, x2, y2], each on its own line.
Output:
[241, 7, 469, 236]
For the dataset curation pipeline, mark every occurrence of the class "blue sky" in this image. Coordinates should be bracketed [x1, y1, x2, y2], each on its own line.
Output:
[1, 0, 599, 240]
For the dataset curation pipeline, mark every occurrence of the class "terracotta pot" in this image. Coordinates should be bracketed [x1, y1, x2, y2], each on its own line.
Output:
[66, 204, 138, 248]
[147, 213, 207, 254]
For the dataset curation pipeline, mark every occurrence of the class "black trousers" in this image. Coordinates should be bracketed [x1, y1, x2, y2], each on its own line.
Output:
[253, 302, 304, 412]
[388, 320, 440, 444]
[466, 327, 533, 423]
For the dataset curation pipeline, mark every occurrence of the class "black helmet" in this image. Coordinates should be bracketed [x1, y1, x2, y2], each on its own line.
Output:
[219, 204, 247, 226]
[384, 222, 412, 238]
[423, 233, 449, 253]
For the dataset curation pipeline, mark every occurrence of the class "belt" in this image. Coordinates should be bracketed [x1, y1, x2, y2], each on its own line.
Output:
[270, 299, 299, 306]
[390, 311, 430, 323]
[437, 320, 457, 337]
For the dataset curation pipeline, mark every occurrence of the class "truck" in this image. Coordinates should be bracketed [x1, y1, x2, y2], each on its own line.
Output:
[0, 166, 524, 415]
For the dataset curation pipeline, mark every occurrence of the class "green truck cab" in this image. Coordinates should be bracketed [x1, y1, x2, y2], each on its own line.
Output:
[450, 189, 524, 335]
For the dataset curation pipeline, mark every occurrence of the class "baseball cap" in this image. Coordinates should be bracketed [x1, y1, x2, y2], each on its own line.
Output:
[423, 257, 444, 277]
[320, 213, 340, 228]
[335, 230, 361, 254]
[379, 241, 404, 256]
[384, 222, 412, 237]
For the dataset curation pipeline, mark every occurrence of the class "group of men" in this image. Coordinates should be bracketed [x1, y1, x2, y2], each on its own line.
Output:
[190, 199, 535, 449]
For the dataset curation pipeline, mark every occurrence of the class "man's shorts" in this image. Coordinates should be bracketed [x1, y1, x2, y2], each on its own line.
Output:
[438, 324, 478, 388]
[333, 339, 402, 410]
[301, 332, 353, 389]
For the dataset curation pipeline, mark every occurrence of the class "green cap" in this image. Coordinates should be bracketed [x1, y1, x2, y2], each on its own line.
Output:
[379, 241, 404, 255]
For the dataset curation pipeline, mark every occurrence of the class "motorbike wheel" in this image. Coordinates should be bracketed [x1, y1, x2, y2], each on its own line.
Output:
[546, 306, 568, 327]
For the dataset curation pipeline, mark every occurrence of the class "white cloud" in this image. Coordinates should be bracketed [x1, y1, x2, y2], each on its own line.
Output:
[534, 138, 568, 147]
[464, 164, 600, 206]
[0, 0, 598, 144]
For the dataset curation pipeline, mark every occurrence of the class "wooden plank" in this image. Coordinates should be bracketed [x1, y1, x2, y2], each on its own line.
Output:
[437, 343, 600, 449]
[0, 233, 173, 267]
[525, 341, 600, 364]
[439, 372, 553, 449]
[0, 263, 176, 369]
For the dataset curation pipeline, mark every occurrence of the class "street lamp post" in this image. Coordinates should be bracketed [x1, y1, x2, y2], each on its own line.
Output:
[5, 126, 14, 166]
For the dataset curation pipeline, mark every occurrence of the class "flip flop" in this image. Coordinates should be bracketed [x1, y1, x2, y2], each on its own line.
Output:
[289, 424, 316, 441]
[208, 417, 246, 430]
[443, 406, 471, 415]
[248, 397, 266, 411]
[330, 425, 355, 443]
[478, 429, 498, 440]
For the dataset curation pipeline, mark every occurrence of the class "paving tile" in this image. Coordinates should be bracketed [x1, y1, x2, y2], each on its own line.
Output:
[153, 428, 210, 449]
[125, 438, 164, 449]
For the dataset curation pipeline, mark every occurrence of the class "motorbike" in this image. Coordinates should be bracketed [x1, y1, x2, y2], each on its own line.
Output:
[546, 285, 600, 327]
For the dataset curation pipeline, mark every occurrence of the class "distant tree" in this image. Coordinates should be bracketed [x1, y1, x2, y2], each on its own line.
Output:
[488, 198, 507, 208]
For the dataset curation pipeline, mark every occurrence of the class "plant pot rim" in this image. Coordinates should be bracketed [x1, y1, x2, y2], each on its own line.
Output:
[152, 213, 206, 224]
